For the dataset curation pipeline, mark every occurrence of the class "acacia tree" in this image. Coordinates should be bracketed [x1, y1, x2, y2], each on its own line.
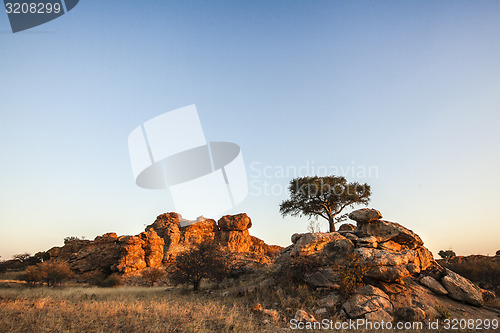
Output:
[279, 175, 371, 232]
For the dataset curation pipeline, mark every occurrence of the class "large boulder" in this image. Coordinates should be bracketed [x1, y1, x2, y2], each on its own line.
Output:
[342, 285, 393, 321]
[355, 246, 433, 282]
[419, 276, 448, 295]
[215, 229, 252, 252]
[441, 268, 484, 307]
[348, 208, 383, 223]
[218, 213, 252, 231]
[290, 232, 352, 257]
[355, 220, 423, 248]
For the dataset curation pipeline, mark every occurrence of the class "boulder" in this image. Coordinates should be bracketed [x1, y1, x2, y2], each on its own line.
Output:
[339, 223, 356, 232]
[218, 213, 252, 231]
[357, 236, 378, 248]
[419, 276, 448, 295]
[317, 293, 341, 308]
[342, 285, 393, 319]
[215, 229, 252, 252]
[139, 229, 165, 268]
[348, 209, 382, 223]
[290, 232, 350, 257]
[356, 220, 423, 248]
[441, 269, 484, 307]
[315, 308, 328, 316]
[355, 246, 433, 282]
[395, 307, 426, 321]
[342, 232, 358, 242]
[304, 267, 339, 288]
[378, 240, 402, 252]
[294, 310, 317, 322]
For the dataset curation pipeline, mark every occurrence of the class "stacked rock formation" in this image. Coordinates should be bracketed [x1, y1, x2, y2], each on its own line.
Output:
[47, 230, 164, 274]
[47, 212, 281, 275]
[146, 212, 281, 261]
[278, 208, 495, 322]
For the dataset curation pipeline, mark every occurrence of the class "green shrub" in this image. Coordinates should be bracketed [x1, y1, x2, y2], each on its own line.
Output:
[434, 305, 451, 319]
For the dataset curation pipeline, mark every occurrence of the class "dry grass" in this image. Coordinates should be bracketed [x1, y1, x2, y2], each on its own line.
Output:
[0, 286, 283, 333]
[0, 281, 496, 333]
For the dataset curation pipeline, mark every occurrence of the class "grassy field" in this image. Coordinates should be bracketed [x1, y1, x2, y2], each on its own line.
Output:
[0, 285, 284, 333]
[1, 284, 496, 333]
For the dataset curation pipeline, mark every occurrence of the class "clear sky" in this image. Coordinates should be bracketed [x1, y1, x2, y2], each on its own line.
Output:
[1, 1, 499, 260]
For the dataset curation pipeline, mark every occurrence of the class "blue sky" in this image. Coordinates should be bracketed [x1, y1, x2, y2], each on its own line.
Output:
[1, 1, 499, 260]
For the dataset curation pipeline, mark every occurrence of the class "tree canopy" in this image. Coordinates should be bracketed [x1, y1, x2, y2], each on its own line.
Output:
[279, 175, 371, 232]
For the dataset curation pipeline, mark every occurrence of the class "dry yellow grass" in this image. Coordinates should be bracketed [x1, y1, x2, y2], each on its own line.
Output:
[0, 285, 495, 333]
[0, 286, 284, 333]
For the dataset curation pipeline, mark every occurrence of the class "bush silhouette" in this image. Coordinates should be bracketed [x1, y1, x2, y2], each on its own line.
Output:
[141, 267, 167, 287]
[168, 241, 234, 290]
[21, 259, 73, 286]
[274, 254, 321, 287]
[438, 250, 456, 260]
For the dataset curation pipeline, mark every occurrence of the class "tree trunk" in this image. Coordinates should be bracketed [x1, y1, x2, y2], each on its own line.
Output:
[328, 214, 335, 232]
[193, 279, 201, 291]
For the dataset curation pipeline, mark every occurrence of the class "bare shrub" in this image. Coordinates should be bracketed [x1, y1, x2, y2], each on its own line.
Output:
[168, 241, 235, 290]
[20, 260, 73, 287]
[102, 273, 124, 287]
[274, 254, 321, 287]
[337, 252, 369, 300]
[141, 267, 167, 287]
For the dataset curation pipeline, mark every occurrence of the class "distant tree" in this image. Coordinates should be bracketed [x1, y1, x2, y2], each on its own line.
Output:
[12, 253, 31, 263]
[141, 267, 167, 287]
[280, 175, 371, 232]
[168, 242, 234, 291]
[64, 236, 86, 243]
[33, 251, 50, 263]
[438, 250, 456, 260]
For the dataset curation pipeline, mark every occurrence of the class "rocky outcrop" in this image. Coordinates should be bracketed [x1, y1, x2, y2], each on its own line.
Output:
[48, 230, 164, 274]
[147, 212, 281, 261]
[272, 208, 495, 323]
[47, 212, 280, 275]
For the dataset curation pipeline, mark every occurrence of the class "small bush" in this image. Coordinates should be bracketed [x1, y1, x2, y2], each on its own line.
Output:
[141, 267, 167, 287]
[438, 250, 456, 260]
[21, 265, 45, 286]
[337, 252, 369, 300]
[434, 305, 451, 319]
[274, 254, 321, 287]
[168, 241, 235, 290]
[102, 273, 124, 287]
[20, 260, 73, 287]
